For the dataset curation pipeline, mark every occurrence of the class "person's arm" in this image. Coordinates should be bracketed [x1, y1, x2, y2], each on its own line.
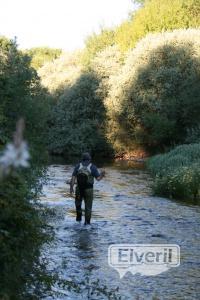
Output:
[96, 169, 106, 181]
[70, 164, 78, 194]
[70, 176, 76, 194]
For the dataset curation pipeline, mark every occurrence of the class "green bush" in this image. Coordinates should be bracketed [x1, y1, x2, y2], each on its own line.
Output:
[0, 37, 54, 298]
[80, 0, 200, 66]
[185, 125, 200, 143]
[44, 46, 124, 158]
[38, 51, 82, 96]
[0, 36, 50, 149]
[107, 29, 200, 152]
[48, 71, 112, 157]
[80, 29, 116, 67]
[115, 0, 200, 52]
[26, 47, 62, 70]
[153, 164, 200, 200]
[0, 171, 53, 299]
[147, 143, 200, 200]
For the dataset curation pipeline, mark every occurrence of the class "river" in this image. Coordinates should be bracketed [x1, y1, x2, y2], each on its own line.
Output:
[39, 161, 200, 300]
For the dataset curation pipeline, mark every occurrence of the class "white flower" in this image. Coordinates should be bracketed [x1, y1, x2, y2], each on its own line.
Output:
[0, 141, 30, 169]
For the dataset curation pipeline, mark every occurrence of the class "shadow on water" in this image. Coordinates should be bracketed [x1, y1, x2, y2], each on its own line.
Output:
[40, 161, 200, 300]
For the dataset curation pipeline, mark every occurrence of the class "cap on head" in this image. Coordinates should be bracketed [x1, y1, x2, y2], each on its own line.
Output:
[82, 152, 91, 161]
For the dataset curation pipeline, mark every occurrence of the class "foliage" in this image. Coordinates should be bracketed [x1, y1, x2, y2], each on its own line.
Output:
[45, 45, 125, 158]
[0, 170, 54, 299]
[147, 143, 200, 200]
[106, 29, 200, 152]
[38, 51, 82, 96]
[0, 36, 51, 150]
[80, 28, 116, 67]
[38, 1, 200, 158]
[185, 125, 200, 144]
[26, 47, 62, 70]
[48, 71, 112, 157]
[115, 0, 200, 52]
[90, 45, 124, 103]
[0, 37, 54, 298]
[0, 122, 54, 299]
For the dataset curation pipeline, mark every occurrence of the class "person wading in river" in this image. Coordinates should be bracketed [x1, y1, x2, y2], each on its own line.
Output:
[70, 153, 105, 225]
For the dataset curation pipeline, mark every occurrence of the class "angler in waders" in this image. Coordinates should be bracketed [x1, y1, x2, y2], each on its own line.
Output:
[70, 153, 105, 225]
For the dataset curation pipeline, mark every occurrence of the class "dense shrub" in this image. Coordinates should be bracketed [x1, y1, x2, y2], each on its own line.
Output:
[80, 29, 115, 67]
[80, 0, 200, 66]
[48, 71, 112, 157]
[147, 143, 200, 200]
[26, 47, 62, 70]
[107, 29, 200, 152]
[0, 171, 53, 299]
[0, 37, 53, 298]
[185, 125, 200, 144]
[90, 45, 124, 102]
[44, 46, 124, 157]
[0, 36, 50, 150]
[115, 0, 200, 52]
[38, 51, 82, 96]
[38, 1, 200, 158]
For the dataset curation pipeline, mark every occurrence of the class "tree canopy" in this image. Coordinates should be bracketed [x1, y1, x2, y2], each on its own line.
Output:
[26, 47, 62, 70]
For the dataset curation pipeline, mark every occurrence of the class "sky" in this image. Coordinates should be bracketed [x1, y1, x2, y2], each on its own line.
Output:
[0, 0, 136, 51]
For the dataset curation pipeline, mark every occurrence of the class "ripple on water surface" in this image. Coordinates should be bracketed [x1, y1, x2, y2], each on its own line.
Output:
[40, 163, 200, 300]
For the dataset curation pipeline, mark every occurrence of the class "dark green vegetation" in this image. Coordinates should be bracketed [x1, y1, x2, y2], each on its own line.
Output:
[0, 38, 50, 149]
[41, 29, 200, 158]
[38, 0, 200, 160]
[0, 37, 54, 299]
[147, 143, 200, 201]
[107, 29, 200, 153]
[0, 171, 54, 299]
[1, 0, 200, 297]
[48, 71, 112, 157]
[37, 0, 200, 202]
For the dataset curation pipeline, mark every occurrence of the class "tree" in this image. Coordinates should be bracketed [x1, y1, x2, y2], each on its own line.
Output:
[0, 36, 51, 154]
[80, 28, 116, 67]
[48, 71, 111, 157]
[26, 47, 62, 70]
[115, 0, 200, 52]
[38, 51, 82, 96]
[107, 29, 200, 152]
[0, 36, 53, 299]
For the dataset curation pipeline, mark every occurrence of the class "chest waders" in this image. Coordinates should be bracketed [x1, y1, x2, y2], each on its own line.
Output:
[75, 163, 94, 225]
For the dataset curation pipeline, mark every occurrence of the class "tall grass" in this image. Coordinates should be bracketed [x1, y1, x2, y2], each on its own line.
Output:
[147, 143, 200, 201]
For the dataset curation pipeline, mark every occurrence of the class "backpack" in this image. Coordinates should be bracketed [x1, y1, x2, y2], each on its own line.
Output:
[77, 163, 92, 190]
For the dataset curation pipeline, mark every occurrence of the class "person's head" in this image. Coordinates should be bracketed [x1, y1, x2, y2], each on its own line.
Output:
[82, 152, 91, 162]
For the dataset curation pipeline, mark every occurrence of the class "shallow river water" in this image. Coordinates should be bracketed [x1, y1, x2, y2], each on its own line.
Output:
[40, 162, 200, 300]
